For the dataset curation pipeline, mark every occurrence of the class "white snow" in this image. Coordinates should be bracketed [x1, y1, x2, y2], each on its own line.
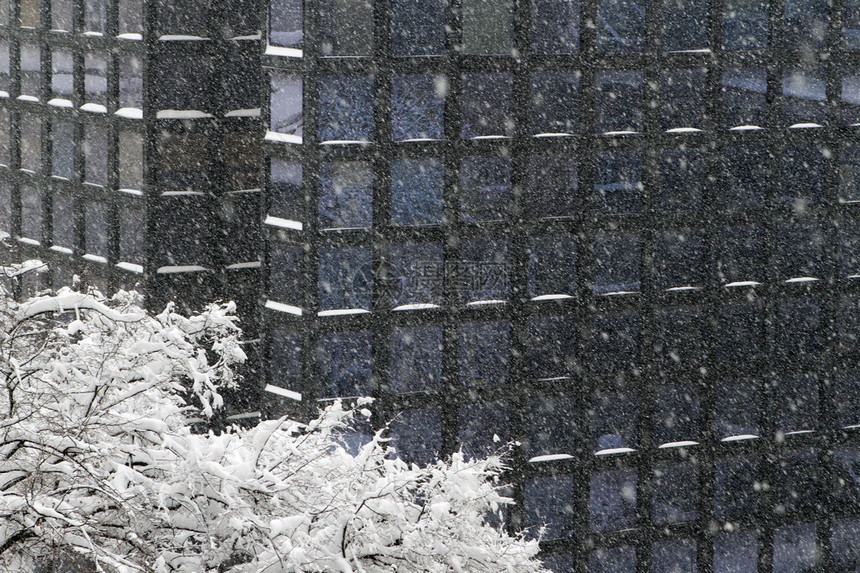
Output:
[157, 110, 213, 119]
[665, 285, 701, 292]
[264, 384, 302, 401]
[602, 130, 638, 136]
[721, 434, 759, 442]
[265, 45, 303, 58]
[118, 188, 144, 197]
[158, 35, 210, 41]
[665, 127, 703, 133]
[789, 122, 823, 129]
[225, 108, 261, 117]
[82, 254, 108, 264]
[729, 125, 764, 131]
[80, 103, 108, 113]
[595, 447, 636, 456]
[320, 139, 368, 145]
[156, 265, 209, 274]
[465, 299, 507, 307]
[161, 190, 205, 197]
[264, 216, 303, 230]
[533, 132, 573, 138]
[265, 130, 303, 144]
[527, 454, 574, 463]
[50, 246, 73, 255]
[658, 440, 699, 449]
[17, 237, 40, 246]
[116, 262, 144, 274]
[17, 95, 38, 102]
[264, 300, 303, 316]
[115, 107, 143, 119]
[48, 98, 74, 108]
[785, 276, 819, 283]
[468, 135, 509, 140]
[117, 33, 143, 40]
[724, 281, 761, 287]
[0, 91, 8, 98]
[317, 309, 371, 317]
[392, 303, 440, 311]
[530, 294, 574, 301]
[226, 261, 261, 270]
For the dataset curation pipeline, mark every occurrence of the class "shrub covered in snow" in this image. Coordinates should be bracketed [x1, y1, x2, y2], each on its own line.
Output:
[0, 265, 547, 572]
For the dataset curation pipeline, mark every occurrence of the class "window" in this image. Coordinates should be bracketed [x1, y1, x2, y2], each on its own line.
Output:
[269, 73, 302, 139]
[459, 321, 510, 386]
[118, 0, 143, 36]
[595, 71, 643, 133]
[318, 76, 374, 143]
[723, 0, 768, 50]
[597, 0, 644, 53]
[390, 325, 443, 393]
[527, 154, 577, 219]
[662, 0, 707, 50]
[270, 0, 302, 48]
[524, 475, 575, 539]
[52, 0, 72, 31]
[783, 68, 827, 126]
[593, 232, 641, 295]
[595, 150, 642, 214]
[318, 161, 372, 230]
[269, 159, 303, 223]
[390, 158, 444, 226]
[714, 532, 758, 573]
[660, 69, 706, 130]
[715, 378, 761, 439]
[119, 55, 143, 111]
[153, 53, 211, 113]
[84, 201, 109, 259]
[0, 109, 9, 165]
[462, 0, 513, 55]
[19, 0, 38, 28]
[528, 234, 576, 298]
[20, 43, 41, 99]
[390, 242, 443, 308]
[0, 41, 9, 94]
[391, 74, 445, 142]
[591, 312, 641, 373]
[157, 0, 207, 36]
[531, 72, 579, 135]
[84, 53, 108, 109]
[389, 408, 442, 465]
[391, 0, 445, 57]
[458, 401, 508, 459]
[157, 131, 209, 192]
[50, 120, 74, 180]
[457, 237, 509, 304]
[654, 229, 704, 289]
[118, 131, 143, 190]
[524, 392, 576, 458]
[714, 455, 761, 518]
[118, 203, 144, 265]
[591, 388, 638, 452]
[20, 114, 42, 173]
[658, 149, 704, 212]
[316, 331, 372, 398]
[653, 384, 701, 445]
[589, 469, 637, 532]
[531, 0, 579, 54]
[223, 130, 260, 191]
[268, 243, 303, 307]
[461, 73, 514, 139]
[318, 0, 372, 56]
[20, 185, 42, 242]
[772, 524, 818, 572]
[84, 0, 106, 34]
[268, 328, 302, 391]
[723, 68, 767, 128]
[0, 181, 10, 235]
[318, 245, 373, 311]
[51, 49, 73, 101]
[653, 463, 698, 524]
[83, 126, 108, 186]
[460, 156, 511, 222]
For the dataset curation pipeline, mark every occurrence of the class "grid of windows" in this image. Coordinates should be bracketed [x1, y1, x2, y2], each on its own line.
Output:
[263, 0, 860, 569]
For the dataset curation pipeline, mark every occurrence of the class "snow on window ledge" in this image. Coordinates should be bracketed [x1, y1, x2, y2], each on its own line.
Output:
[18, 237, 41, 246]
[161, 190, 206, 197]
[158, 35, 210, 41]
[81, 103, 108, 113]
[317, 308, 371, 317]
[225, 108, 261, 118]
[602, 130, 638, 136]
[232, 33, 262, 41]
[729, 125, 763, 131]
[785, 276, 819, 283]
[156, 265, 209, 274]
[226, 261, 261, 270]
[595, 447, 636, 456]
[657, 440, 699, 449]
[265, 45, 303, 58]
[17, 95, 39, 103]
[528, 453, 574, 463]
[724, 281, 761, 288]
[533, 132, 573, 138]
[265, 130, 302, 144]
[48, 98, 73, 108]
[264, 216, 303, 230]
[0, 91, 8, 98]
[82, 254, 108, 264]
[721, 434, 759, 442]
[320, 139, 368, 145]
[531, 294, 574, 302]
[665, 127, 703, 133]
[118, 188, 144, 197]
[465, 299, 507, 307]
[265, 384, 302, 401]
[117, 33, 143, 40]
[265, 300, 302, 315]
[392, 303, 440, 311]
[116, 107, 143, 119]
[789, 122, 823, 129]
[116, 262, 144, 274]
[50, 245, 73, 255]
[157, 110, 213, 119]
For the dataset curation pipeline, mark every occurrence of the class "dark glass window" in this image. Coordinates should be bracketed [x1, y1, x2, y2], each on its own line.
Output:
[775, 298, 822, 361]
[834, 370, 860, 428]
[84, 201, 109, 258]
[714, 532, 758, 573]
[461, 73, 514, 139]
[774, 373, 819, 434]
[269, 159, 302, 222]
[715, 378, 761, 439]
[784, 0, 828, 51]
[118, 203, 144, 265]
[836, 299, 860, 354]
[847, 0, 860, 48]
[270, 0, 302, 48]
[591, 312, 641, 374]
[270, 73, 303, 139]
[391, 74, 445, 141]
[718, 226, 765, 285]
[589, 468, 637, 532]
[0, 41, 9, 93]
[842, 145, 860, 203]
[662, 0, 707, 50]
[268, 328, 302, 391]
[51, 49, 73, 100]
[318, 245, 373, 311]
[715, 303, 765, 365]
[20, 185, 42, 242]
[20, 114, 42, 173]
[660, 69, 706, 130]
[20, 43, 41, 99]
[224, 131, 260, 192]
[157, 131, 209, 192]
[84, 0, 106, 33]
[528, 154, 577, 219]
[119, 55, 143, 110]
[772, 524, 818, 572]
[316, 330, 372, 398]
[157, 0, 207, 36]
[595, 150, 642, 214]
[319, 75, 374, 143]
[457, 237, 509, 304]
[153, 53, 211, 113]
[528, 233, 576, 298]
[723, 0, 768, 50]
[318, 161, 372, 230]
[84, 52, 107, 108]
[653, 384, 701, 445]
[319, 0, 372, 56]
[832, 518, 860, 571]
[0, 0, 6, 26]
[0, 182, 9, 235]
[720, 146, 768, 209]
[390, 325, 442, 393]
[591, 388, 638, 452]
[723, 68, 767, 128]
[458, 401, 508, 459]
[391, 0, 445, 56]
[653, 463, 699, 525]
[595, 71, 643, 133]
[118, 131, 143, 190]
[524, 392, 576, 458]
[783, 68, 827, 126]
[531, 72, 579, 135]
[526, 315, 577, 380]
[844, 69, 860, 125]
[597, 0, 644, 53]
[653, 540, 697, 573]
[834, 448, 860, 507]
[51, 0, 72, 30]
[462, 0, 513, 55]
[460, 156, 511, 222]
[657, 149, 704, 212]
[390, 242, 443, 308]
[525, 475, 575, 539]
[775, 220, 825, 280]
[459, 321, 509, 387]
[389, 408, 442, 465]
[714, 455, 761, 518]
[268, 243, 303, 306]
[532, 0, 579, 54]
[83, 126, 108, 186]
[152, 199, 210, 267]
[780, 144, 830, 206]
[655, 229, 704, 290]
[593, 232, 641, 295]
[51, 190, 74, 250]
[589, 546, 636, 573]
[390, 158, 444, 226]
[773, 449, 818, 514]
[19, 0, 38, 27]
[0, 109, 7, 165]
[118, 0, 143, 36]
[50, 120, 74, 180]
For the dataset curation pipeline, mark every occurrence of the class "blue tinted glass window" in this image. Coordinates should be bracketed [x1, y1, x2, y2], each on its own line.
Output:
[390, 242, 443, 308]
[457, 238, 509, 304]
[837, 298, 860, 353]
[775, 298, 821, 360]
[654, 384, 701, 445]
[783, 68, 827, 125]
[20, 115, 41, 173]
[542, 554, 575, 573]
[653, 539, 697, 573]
[459, 321, 510, 386]
[842, 145, 860, 202]
[714, 532, 758, 573]
[84, 201, 108, 258]
[268, 243, 303, 306]
[119, 55, 143, 110]
[723, 0, 768, 50]
[773, 524, 817, 573]
[774, 373, 819, 434]
[528, 234, 576, 298]
[654, 307, 706, 372]
[720, 146, 768, 209]
[84, 53, 107, 107]
[775, 220, 824, 280]
[269, 328, 302, 390]
[390, 408, 442, 465]
[528, 154, 578, 219]
[844, 69, 860, 125]
[391, 0, 445, 56]
[661, 69, 707, 130]
[461, 73, 514, 139]
[780, 144, 829, 206]
[597, 0, 644, 53]
[460, 156, 511, 222]
[318, 245, 373, 311]
[318, 161, 372, 230]
[0, 182, 10, 235]
[270, 73, 303, 138]
[595, 150, 642, 214]
[51, 120, 74, 180]
[0, 42, 8, 93]
[319, 75, 374, 142]
[118, 204, 143, 266]
[662, 0, 707, 50]
[52, 49, 73, 100]
[270, 159, 303, 222]
[51, 191, 74, 250]
[532, 0, 579, 54]
[270, 0, 302, 48]
[531, 72, 579, 135]
[716, 303, 765, 365]
[658, 149, 704, 212]
[390, 325, 442, 393]
[525, 315, 577, 380]
[832, 518, 860, 571]
[716, 378, 761, 439]
[591, 312, 640, 374]
[718, 225, 765, 284]
[653, 463, 699, 525]
[594, 232, 641, 295]
[84, 126, 108, 186]
[319, 0, 372, 56]
[595, 71, 643, 133]
[784, 0, 828, 51]
[390, 158, 444, 226]
[525, 475, 575, 539]
[714, 455, 761, 518]
[591, 388, 638, 452]
[525, 392, 576, 458]
[458, 401, 508, 459]
[589, 468, 637, 532]
[723, 68, 767, 128]
[834, 370, 860, 428]
[21, 44, 42, 96]
[462, 0, 513, 55]
[392, 74, 445, 141]
[846, 0, 860, 48]
[84, 0, 105, 32]
[834, 448, 860, 506]
[655, 229, 704, 290]
[774, 449, 817, 514]
[317, 331, 372, 398]
[590, 546, 636, 573]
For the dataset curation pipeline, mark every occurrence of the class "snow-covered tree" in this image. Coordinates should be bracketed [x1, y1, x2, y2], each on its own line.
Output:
[0, 263, 547, 573]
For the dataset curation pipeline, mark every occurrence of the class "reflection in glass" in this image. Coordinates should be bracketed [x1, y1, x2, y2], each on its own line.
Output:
[84, 52, 107, 107]
[653, 540, 697, 573]
[392, 74, 445, 141]
[589, 469, 637, 532]
[21, 186, 42, 242]
[390, 408, 442, 465]
[118, 203, 144, 265]
[783, 68, 826, 125]
[51, 191, 74, 250]
[460, 156, 511, 222]
[319, 0, 372, 56]
[458, 401, 508, 459]
[597, 0, 644, 53]
[270, 159, 302, 222]
[390, 242, 443, 308]
[784, 0, 827, 52]
[390, 158, 444, 226]
[591, 312, 640, 373]
[714, 532, 758, 573]
[270, 0, 302, 48]
[52, 49, 73, 100]
[723, 68, 767, 128]
[653, 463, 698, 524]
[119, 55, 143, 110]
[319, 75, 374, 142]
[318, 161, 372, 229]
[0, 110, 7, 166]
[832, 518, 860, 571]
[20, 115, 41, 173]
[392, 0, 445, 56]
[118, 0, 143, 35]
[660, 69, 706, 130]
[714, 455, 761, 518]
[462, 0, 513, 55]
[19, 0, 38, 27]
[85, 201, 109, 258]
[594, 150, 642, 214]
[84, 126, 108, 186]
[270, 73, 303, 137]
[847, 0, 860, 49]
[457, 238, 509, 304]
[591, 388, 637, 452]
[662, 0, 707, 50]
[268, 243, 303, 306]
[526, 316, 577, 380]
[528, 234, 576, 298]
[720, 146, 768, 209]
[773, 449, 817, 514]
[20, 43, 41, 98]
[773, 523, 817, 573]
[0, 183, 9, 234]
[317, 331, 372, 398]
[525, 392, 576, 458]
[318, 246, 373, 311]
[51, 120, 74, 180]
[593, 232, 640, 294]
[0, 41, 8, 93]
[653, 384, 701, 445]
[716, 379, 761, 439]
[528, 154, 577, 219]
[532, 0, 579, 54]
[595, 71, 643, 133]
[843, 69, 860, 125]
[525, 475, 575, 539]
[589, 546, 636, 573]
[459, 321, 510, 387]
[655, 229, 704, 289]
[84, 0, 106, 33]
[461, 73, 514, 139]
[723, 0, 768, 50]
[658, 149, 704, 212]
[390, 325, 442, 393]
[531, 72, 579, 135]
